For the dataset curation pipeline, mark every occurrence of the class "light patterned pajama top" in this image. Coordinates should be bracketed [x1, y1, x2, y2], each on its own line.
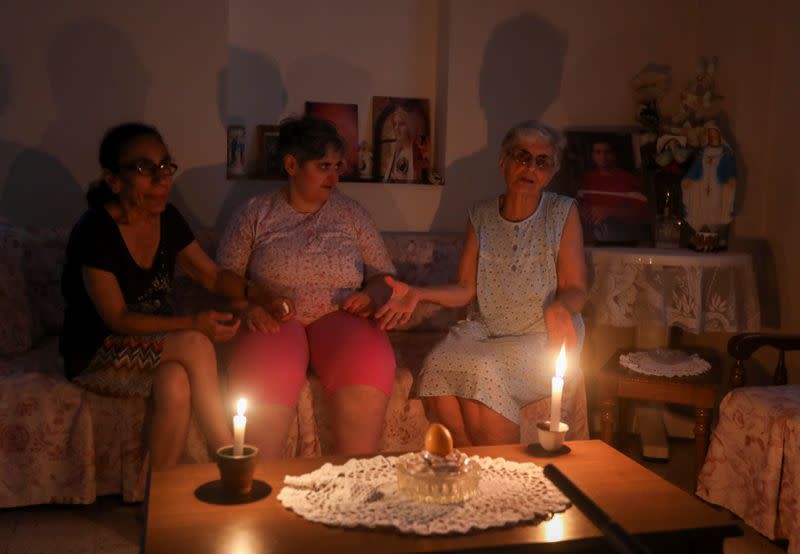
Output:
[216, 188, 396, 324]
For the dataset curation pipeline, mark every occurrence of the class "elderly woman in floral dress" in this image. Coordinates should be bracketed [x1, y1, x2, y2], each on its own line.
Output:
[217, 116, 396, 457]
[377, 120, 587, 446]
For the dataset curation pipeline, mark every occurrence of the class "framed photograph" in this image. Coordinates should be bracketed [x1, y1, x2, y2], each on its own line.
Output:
[257, 124, 281, 179]
[372, 96, 431, 183]
[305, 102, 358, 179]
[226, 125, 246, 179]
[559, 129, 651, 244]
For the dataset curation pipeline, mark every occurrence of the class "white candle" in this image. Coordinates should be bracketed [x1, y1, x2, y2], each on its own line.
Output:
[550, 343, 567, 432]
[233, 398, 247, 456]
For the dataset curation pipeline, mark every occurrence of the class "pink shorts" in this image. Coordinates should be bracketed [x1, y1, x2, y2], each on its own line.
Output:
[227, 311, 396, 407]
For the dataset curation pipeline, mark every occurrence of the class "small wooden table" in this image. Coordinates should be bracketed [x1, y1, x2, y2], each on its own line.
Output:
[598, 349, 720, 479]
[143, 441, 738, 553]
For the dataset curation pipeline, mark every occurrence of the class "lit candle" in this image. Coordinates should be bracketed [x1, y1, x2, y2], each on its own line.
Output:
[550, 343, 567, 432]
[233, 398, 247, 456]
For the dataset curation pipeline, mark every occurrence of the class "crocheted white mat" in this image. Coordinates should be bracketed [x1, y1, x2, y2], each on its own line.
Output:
[619, 349, 711, 377]
[277, 454, 570, 535]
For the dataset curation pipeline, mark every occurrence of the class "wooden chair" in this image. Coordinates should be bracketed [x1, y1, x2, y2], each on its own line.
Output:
[696, 333, 800, 547]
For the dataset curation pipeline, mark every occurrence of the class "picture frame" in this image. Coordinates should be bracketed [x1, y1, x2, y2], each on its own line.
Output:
[305, 102, 358, 179]
[371, 96, 431, 183]
[557, 128, 652, 244]
[226, 125, 246, 179]
[257, 124, 281, 179]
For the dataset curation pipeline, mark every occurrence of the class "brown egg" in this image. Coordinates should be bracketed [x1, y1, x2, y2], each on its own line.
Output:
[424, 423, 453, 457]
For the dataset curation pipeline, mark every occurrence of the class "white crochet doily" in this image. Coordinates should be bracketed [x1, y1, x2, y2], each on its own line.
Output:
[277, 454, 570, 535]
[619, 349, 711, 377]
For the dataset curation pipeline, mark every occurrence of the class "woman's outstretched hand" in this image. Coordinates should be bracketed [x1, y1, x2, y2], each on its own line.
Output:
[342, 291, 375, 318]
[544, 300, 577, 351]
[192, 310, 241, 342]
[374, 275, 420, 330]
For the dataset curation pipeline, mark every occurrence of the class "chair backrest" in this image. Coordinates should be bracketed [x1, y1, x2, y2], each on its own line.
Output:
[728, 333, 800, 388]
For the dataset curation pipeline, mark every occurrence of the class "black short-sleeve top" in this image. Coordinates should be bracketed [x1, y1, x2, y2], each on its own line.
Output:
[59, 203, 194, 379]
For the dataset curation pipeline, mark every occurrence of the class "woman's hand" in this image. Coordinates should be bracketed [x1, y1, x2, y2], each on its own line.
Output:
[544, 300, 577, 350]
[374, 276, 421, 330]
[192, 310, 241, 342]
[242, 304, 281, 334]
[342, 291, 375, 318]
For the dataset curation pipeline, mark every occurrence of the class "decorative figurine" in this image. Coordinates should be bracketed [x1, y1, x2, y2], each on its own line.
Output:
[358, 140, 373, 180]
[680, 121, 736, 251]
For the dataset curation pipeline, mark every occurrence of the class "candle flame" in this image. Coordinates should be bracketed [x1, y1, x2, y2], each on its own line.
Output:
[236, 398, 247, 417]
[555, 343, 567, 378]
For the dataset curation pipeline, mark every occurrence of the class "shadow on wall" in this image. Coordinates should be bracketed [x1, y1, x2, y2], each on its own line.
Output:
[1, 18, 148, 227]
[171, 47, 288, 232]
[431, 14, 567, 231]
[0, 61, 24, 206]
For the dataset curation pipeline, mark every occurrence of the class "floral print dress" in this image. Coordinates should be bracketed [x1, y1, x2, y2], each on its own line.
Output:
[416, 192, 584, 424]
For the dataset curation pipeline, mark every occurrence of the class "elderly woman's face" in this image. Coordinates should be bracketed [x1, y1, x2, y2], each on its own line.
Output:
[500, 139, 557, 194]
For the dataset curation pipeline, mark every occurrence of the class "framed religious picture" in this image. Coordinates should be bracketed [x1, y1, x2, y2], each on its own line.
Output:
[558, 129, 652, 244]
[226, 125, 246, 179]
[371, 96, 431, 183]
[257, 124, 281, 179]
[305, 102, 358, 179]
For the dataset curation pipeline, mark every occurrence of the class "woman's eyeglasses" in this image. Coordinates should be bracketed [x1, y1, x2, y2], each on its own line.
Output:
[120, 160, 179, 178]
[510, 149, 555, 171]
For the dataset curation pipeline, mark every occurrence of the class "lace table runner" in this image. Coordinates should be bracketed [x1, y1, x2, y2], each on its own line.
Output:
[277, 454, 570, 535]
[620, 349, 711, 377]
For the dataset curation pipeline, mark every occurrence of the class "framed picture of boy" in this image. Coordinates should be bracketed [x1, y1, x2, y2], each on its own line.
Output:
[258, 124, 281, 179]
[560, 130, 651, 244]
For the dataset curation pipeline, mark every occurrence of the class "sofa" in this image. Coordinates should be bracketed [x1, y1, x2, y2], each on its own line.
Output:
[0, 220, 588, 507]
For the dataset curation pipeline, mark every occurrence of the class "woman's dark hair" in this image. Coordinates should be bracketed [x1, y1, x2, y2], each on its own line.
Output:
[86, 122, 165, 209]
[276, 115, 344, 174]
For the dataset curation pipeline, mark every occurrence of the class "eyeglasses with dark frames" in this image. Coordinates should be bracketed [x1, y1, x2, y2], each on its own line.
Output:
[119, 159, 179, 178]
[509, 149, 555, 171]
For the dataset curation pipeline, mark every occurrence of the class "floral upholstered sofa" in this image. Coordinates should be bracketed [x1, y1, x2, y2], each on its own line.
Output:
[0, 221, 588, 507]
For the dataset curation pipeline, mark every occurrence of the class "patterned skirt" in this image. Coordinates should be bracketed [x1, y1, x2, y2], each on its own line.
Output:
[73, 333, 167, 398]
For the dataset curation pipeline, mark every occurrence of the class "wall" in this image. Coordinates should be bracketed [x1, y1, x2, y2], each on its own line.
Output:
[0, 0, 227, 228]
[0, 1, 797, 376]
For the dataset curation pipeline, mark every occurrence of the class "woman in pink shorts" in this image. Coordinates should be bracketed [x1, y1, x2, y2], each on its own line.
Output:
[217, 116, 397, 457]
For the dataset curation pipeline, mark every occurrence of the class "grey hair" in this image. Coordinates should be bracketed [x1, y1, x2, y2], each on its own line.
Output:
[500, 120, 566, 170]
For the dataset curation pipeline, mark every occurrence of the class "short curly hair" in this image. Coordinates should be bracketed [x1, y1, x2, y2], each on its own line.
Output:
[277, 115, 344, 172]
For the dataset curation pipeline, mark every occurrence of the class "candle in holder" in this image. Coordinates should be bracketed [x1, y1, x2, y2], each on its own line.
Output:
[550, 343, 567, 432]
[233, 398, 247, 456]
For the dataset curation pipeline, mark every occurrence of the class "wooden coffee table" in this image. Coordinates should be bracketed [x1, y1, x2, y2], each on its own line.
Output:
[143, 440, 738, 553]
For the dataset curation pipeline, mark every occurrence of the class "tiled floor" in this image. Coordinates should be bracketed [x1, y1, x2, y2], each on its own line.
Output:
[0, 439, 789, 553]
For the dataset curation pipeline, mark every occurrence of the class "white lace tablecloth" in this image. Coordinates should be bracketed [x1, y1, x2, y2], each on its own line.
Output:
[586, 247, 761, 333]
[277, 454, 570, 535]
[620, 349, 711, 377]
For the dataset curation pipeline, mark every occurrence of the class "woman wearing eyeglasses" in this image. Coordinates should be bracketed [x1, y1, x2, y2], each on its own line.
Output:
[60, 122, 273, 469]
[376, 120, 587, 446]
[216, 115, 397, 458]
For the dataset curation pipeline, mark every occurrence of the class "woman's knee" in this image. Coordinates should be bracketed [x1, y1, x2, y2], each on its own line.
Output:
[227, 323, 309, 406]
[308, 312, 396, 396]
[163, 329, 215, 363]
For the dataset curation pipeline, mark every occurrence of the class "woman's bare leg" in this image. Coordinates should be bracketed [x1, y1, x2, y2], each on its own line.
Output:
[424, 396, 473, 447]
[329, 385, 388, 455]
[148, 361, 191, 469]
[459, 397, 519, 445]
[161, 330, 232, 452]
[242, 403, 296, 458]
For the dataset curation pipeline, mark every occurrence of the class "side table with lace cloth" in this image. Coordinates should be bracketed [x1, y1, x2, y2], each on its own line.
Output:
[584, 247, 761, 338]
[586, 247, 761, 465]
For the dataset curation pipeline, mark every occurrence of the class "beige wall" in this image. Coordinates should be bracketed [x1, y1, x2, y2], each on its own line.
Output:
[0, 1, 797, 377]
